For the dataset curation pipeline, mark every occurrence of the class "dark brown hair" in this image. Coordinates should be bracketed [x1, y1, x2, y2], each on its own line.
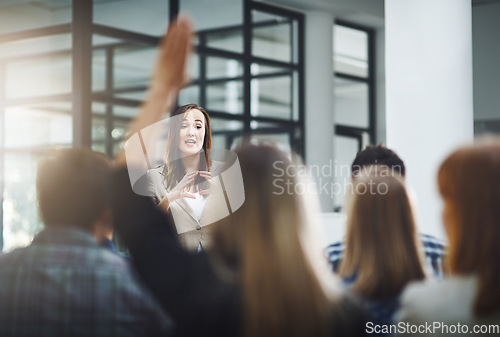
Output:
[37, 148, 112, 231]
[162, 103, 212, 189]
[351, 144, 406, 178]
[437, 139, 500, 316]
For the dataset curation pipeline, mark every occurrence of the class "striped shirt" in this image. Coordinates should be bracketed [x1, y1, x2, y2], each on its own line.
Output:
[0, 228, 172, 337]
[326, 233, 447, 278]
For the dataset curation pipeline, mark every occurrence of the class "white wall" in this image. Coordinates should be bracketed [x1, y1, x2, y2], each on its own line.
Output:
[385, 0, 473, 240]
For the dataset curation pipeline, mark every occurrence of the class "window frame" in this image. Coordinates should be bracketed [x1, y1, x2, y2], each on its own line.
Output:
[333, 19, 376, 147]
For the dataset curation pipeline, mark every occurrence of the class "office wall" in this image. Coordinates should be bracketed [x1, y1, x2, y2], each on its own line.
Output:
[385, 0, 473, 240]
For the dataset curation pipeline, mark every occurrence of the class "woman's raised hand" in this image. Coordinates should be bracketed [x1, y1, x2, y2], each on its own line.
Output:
[115, 15, 193, 168]
[151, 15, 193, 95]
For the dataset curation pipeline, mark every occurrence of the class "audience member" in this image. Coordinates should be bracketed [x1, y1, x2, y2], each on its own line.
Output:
[338, 169, 426, 333]
[326, 145, 447, 278]
[0, 149, 171, 337]
[112, 16, 367, 337]
[94, 219, 125, 256]
[395, 139, 500, 336]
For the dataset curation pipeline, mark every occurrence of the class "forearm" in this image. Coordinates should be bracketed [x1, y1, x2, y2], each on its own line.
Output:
[158, 194, 172, 212]
[114, 16, 192, 169]
[115, 89, 176, 169]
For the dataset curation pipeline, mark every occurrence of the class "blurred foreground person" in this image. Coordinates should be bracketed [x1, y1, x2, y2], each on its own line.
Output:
[327, 145, 447, 278]
[113, 15, 366, 337]
[396, 139, 500, 336]
[0, 149, 171, 337]
[339, 170, 426, 334]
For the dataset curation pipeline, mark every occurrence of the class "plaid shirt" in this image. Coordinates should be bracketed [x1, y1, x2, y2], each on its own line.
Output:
[0, 228, 172, 337]
[326, 233, 447, 278]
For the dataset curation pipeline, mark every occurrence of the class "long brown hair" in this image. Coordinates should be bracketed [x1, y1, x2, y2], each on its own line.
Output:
[339, 168, 426, 299]
[437, 139, 500, 316]
[211, 144, 341, 337]
[162, 103, 212, 189]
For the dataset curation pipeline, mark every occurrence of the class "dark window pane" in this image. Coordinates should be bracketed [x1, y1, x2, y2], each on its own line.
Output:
[333, 135, 360, 210]
[211, 118, 244, 150]
[2, 34, 72, 99]
[206, 80, 243, 114]
[207, 57, 243, 79]
[179, 85, 200, 107]
[92, 116, 107, 141]
[113, 44, 156, 91]
[334, 77, 369, 128]
[93, 0, 169, 36]
[183, 0, 243, 53]
[334, 25, 368, 78]
[2, 152, 45, 251]
[4, 102, 72, 148]
[232, 125, 292, 155]
[205, 29, 243, 54]
[252, 10, 296, 63]
[0, 1, 71, 34]
[251, 75, 292, 120]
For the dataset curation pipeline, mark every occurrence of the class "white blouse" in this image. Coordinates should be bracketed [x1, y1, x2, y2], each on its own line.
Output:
[184, 191, 207, 222]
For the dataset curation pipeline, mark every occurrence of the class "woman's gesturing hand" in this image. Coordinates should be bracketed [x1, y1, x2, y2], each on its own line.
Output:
[167, 170, 198, 202]
[198, 171, 215, 196]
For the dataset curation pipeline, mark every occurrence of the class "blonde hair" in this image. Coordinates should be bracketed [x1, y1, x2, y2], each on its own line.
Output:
[339, 168, 425, 299]
[437, 138, 500, 315]
[211, 144, 341, 337]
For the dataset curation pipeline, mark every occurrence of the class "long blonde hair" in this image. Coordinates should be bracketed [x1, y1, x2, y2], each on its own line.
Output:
[437, 139, 500, 315]
[211, 144, 341, 337]
[339, 168, 425, 299]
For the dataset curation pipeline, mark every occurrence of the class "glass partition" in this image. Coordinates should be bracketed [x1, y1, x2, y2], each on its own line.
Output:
[0, 0, 304, 251]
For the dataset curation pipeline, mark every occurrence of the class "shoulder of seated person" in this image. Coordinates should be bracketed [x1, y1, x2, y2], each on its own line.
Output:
[400, 275, 476, 310]
[397, 276, 477, 324]
[419, 233, 448, 246]
[326, 241, 345, 253]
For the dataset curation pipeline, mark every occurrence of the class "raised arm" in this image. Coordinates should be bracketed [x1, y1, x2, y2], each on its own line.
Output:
[111, 17, 240, 336]
[115, 15, 193, 169]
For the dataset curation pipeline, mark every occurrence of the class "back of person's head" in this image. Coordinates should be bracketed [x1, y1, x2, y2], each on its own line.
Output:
[437, 137, 500, 316]
[37, 148, 112, 232]
[212, 143, 340, 337]
[351, 144, 405, 178]
[340, 167, 425, 299]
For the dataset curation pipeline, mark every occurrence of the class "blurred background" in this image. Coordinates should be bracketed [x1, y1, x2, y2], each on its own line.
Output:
[0, 0, 498, 251]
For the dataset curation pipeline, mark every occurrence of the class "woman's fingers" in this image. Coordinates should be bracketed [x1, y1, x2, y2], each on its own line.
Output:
[180, 171, 198, 182]
[199, 189, 210, 196]
[198, 171, 212, 178]
[182, 192, 197, 199]
[198, 172, 215, 195]
[184, 170, 198, 178]
[181, 186, 196, 199]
